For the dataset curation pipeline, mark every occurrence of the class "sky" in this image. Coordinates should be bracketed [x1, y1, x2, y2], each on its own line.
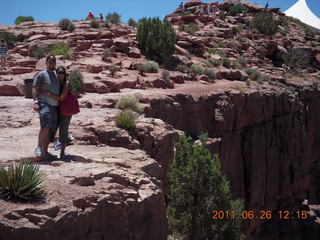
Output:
[0, 0, 319, 26]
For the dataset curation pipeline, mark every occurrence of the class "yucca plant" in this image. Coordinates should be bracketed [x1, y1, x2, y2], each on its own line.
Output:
[0, 161, 46, 201]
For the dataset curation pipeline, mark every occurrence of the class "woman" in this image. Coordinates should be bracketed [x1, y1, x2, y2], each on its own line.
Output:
[43, 66, 77, 158]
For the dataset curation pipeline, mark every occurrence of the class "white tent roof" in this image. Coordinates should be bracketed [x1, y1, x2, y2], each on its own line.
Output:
[285, 0, 320, 29]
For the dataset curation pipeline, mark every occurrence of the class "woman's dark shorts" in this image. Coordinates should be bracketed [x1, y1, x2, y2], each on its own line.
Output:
[39, 102, 58, 131]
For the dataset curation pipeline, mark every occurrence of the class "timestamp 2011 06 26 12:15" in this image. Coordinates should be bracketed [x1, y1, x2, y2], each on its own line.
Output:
[211, 210, 309, 220]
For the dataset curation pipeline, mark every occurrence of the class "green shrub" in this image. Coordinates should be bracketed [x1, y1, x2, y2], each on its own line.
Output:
[33, 47, 47, 59]
[208, 48, 215, 54]
[105, 12, 121, 24]
[109, 66, 119, 77]
[115, 110, 136, 129]
[144, 61, 159, 73]
[115, 95, 141, 112]
[233, 25, 244, 33]
[0, 32, 17, 48]
[246, 69, 269, 82]
[203, 68, 215, 80]
[103, 48, 110, 58]
[67, 22, 76, 32]
[207, 58, 222, 67]
[215, 41, 226, 48]
[219, 10, 227, 20]
[238, 57, 247, 67]
[128, 18, 138, 27]
[236, 37, 247, 43]
[176, 64, 189, 73]
[90, 19, 99, 28]
[185, 23, 199, 35]
[162, 70, 170, 80]
[0, 161, 45, 201]
[216, 49, 227, 58]
[58, 18, 72, 30]
[49, 42, 71, 59]
[15, 16, 34, 25]
[251, 12, 278, 35]
[222, 58, 231, 68]
[188, 64, 204, 76]
[180, 10, 192, 16]
[228, 4, 247, 16]
[137, 17, 176, 64]
[68, 69, 83, 94]
[284, 48, 311, 73]
[168, 136, 245, 240]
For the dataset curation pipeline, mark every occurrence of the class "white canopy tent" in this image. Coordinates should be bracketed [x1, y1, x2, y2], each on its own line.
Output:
[285, 0, 320, 29]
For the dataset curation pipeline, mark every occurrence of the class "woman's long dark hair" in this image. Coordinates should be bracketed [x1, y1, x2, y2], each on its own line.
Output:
[56, 66, 68, 93]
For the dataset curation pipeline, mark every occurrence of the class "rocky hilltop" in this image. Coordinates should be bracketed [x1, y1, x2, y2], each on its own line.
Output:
[1, 1, 320, 239]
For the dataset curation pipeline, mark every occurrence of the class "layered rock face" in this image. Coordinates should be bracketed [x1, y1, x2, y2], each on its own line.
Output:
[145, 85, 320, 239]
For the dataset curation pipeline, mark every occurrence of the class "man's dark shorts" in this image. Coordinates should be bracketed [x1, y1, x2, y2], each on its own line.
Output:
[39, 102, 58, 134]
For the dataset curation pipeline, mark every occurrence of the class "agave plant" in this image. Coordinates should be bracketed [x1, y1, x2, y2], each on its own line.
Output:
[0, 161, 46, 201]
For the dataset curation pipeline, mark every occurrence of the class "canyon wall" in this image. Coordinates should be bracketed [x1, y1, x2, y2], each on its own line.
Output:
[145, 85, 320, 239]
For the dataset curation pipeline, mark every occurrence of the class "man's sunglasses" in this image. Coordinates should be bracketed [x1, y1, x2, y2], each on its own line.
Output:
[57, 72, 66, 75]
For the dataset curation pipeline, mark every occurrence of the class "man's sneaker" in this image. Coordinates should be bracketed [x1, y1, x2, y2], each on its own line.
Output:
[54, 140, 61, 151]
[35, 147, 42, 158]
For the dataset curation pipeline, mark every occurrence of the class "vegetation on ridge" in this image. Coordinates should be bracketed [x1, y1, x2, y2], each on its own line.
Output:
[137, 17, 176, 64]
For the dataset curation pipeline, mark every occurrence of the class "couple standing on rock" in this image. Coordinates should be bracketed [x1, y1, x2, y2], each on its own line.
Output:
[32, 55, 79, 160]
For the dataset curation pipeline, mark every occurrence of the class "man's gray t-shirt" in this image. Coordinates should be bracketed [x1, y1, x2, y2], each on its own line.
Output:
[33, 70, 60, 106]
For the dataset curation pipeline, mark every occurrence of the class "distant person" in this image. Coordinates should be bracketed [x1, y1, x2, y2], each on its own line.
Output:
[32, 55, 60, 160]
[0, 39, 8, 71]
[87, 11, 95, 19]
[181, 2, 186, 11]
[207, 4, 211, 15]
[199, 4, 205, 15]
[265, 0, 269, 9]
[99, 13, 103, 22]
[42, 66, 79, 158]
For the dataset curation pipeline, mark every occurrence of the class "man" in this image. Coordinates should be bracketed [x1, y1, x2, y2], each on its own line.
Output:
[0, 39, 7, 70]
[32, 55, 60, 159]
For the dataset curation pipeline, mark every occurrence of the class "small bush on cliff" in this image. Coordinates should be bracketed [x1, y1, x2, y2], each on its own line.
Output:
[168, 135, 245, 240]
[0, 32, 17, 48]
[162, 70, 170, 80]
[90, 19, 100, 28]
[109, 65, 119, 77]
[58, 18, 71, 30]
[137, 61, 159, 74]
[176, 64, 189, 73]
[0, 161, 46, 201]
[228, 4, 247, 16]
[105, 12, 121, 24]
[251, 12, 278, 35]
[203, 68, 215, 80]
[115, 109, 137, 129]
[137, 17, 176, 64]
[180, 22, 199, 35]
[68, 69, 83, 94]
[128, 18, 138, 28]
[188, 64, 204, 76]
[67, 22, 75, 32]
[15, 16, 34, 25]
[115, 95, 141, 113]
[49, 42, 72, 59]
[33, 46, 47, 59]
